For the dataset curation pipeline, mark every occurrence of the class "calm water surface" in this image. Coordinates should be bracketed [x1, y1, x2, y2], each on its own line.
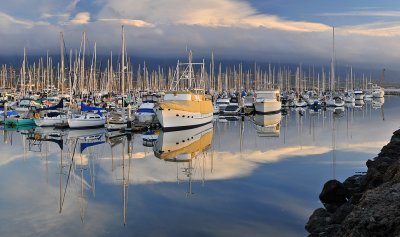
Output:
[0, 96, 398, 237]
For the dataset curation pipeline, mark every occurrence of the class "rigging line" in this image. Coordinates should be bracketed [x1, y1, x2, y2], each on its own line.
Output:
[61, 138, 78, 209]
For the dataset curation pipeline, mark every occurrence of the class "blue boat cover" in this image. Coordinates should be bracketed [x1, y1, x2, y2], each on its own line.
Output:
[80, 141, 105, 153]
[0, 110, 19, 116]
[37, 99, 64, 111]
[137, 108, 155, 113]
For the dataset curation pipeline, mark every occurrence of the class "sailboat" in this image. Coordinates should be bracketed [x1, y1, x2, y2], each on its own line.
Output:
[325, 27, 345, 108]
[4, 111, 36, 127]
[155, 51, 213, 131]
[354, 90, 365, 100]
[34, 99, 68, 127]
[68, 102, 106, 129]
[372, 69, 385, 98]
[326, 96, 345, 107]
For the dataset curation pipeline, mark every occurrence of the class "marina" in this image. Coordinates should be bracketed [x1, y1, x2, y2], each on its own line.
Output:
[2, 0, 400, 236]
[0, 94, 398, 236]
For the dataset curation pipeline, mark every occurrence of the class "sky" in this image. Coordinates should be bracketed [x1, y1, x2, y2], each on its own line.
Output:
[1, 0, 400, 68]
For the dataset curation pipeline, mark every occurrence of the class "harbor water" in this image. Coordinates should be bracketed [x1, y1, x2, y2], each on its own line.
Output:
[0, 96, 397, 237]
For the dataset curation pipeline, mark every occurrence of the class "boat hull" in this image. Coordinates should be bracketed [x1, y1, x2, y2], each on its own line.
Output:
[372, 90, 384, 98]
[135, 112, 155, 123]
[354, 94, 364, 100]
[68, 118, 105, 129]
[155, 108, 213, 132]
[153, 123, 213, 160]
[34, 117, 68, 127]
[5, 118, 35, 127]
[254, 101, 281, 114]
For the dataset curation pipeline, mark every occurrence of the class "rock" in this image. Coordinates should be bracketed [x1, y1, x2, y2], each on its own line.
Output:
[335, 183, 400, 237]
[330, 202, 354, 224]
[343, 175, 364, 194]
[383, 161, 400, 183]
[319, 180, 349, 205]
[305, 208, 332, 234]
[391, 130, 400, 142]
[323, 203, 342, 213]
[363, 167, 383, 189]
[306, 129, 400, 237]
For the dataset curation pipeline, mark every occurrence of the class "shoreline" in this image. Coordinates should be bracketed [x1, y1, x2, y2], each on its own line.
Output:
[306, 129, 400, 236]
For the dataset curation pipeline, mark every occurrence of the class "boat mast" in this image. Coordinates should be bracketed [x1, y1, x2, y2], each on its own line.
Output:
[81, 32, 86, 100]
[380, 68, 385, 88]
[330, 26, 336, 92]
[60, 32, 65, 97]
[121, 25, 125, 96]
[22, 47, 26, 96]
[188, 50, 192, 89]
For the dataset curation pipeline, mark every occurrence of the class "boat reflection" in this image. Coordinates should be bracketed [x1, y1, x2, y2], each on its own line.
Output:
[27, 127, 64, 151]
[372, 97, 385, 109]
[217, 115, 240, 123]
[355, 100, 364, 110]
[67, 127, 106, 140]
[153, 123, 213, 162]
[253, 112, 282, 137]
[153, 123, 213, 196]
[141, 130, 159, 147]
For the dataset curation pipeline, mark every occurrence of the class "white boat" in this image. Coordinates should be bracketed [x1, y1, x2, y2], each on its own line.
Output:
[135, 94, 158, 123]
[372, 84, 384, 98]
[155, 52, 213, 131]
[344, 92, 355, 103]
[135, 102, 156, 123]
[243, 95, 255, 108]
[294, 97, 307, 107]
[326, 96, 345, 107]
[155, 91, 213, 131]
[14, 98, 42, 112]
[215, 97, 230, 113]
[354, 90, 365, 100]
[253, 112, 282, 137]
[68, 112, 106, 129]
[254, 89, 281, 113]
[372, 69, 385, 98]
[105, 110, 129, 130]
[34, 111, 68, 127]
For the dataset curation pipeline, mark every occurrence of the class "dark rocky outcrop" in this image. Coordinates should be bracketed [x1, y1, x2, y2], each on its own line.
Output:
[306, 129, 400, 237]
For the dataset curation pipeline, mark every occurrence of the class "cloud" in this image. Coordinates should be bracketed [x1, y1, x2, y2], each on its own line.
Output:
[97, 0, 330, 32]
[321, 10, 400, 17]
[96, 141, 377, 185]
[98, 18, 154, 27]
[0, 0, 400, 68]
[339, 21, 400, 37]
[319, 10, 400, 37]
[69, 12, 90, 25]
[0, 11, 48, 28]
[40, 13, 70, 20]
